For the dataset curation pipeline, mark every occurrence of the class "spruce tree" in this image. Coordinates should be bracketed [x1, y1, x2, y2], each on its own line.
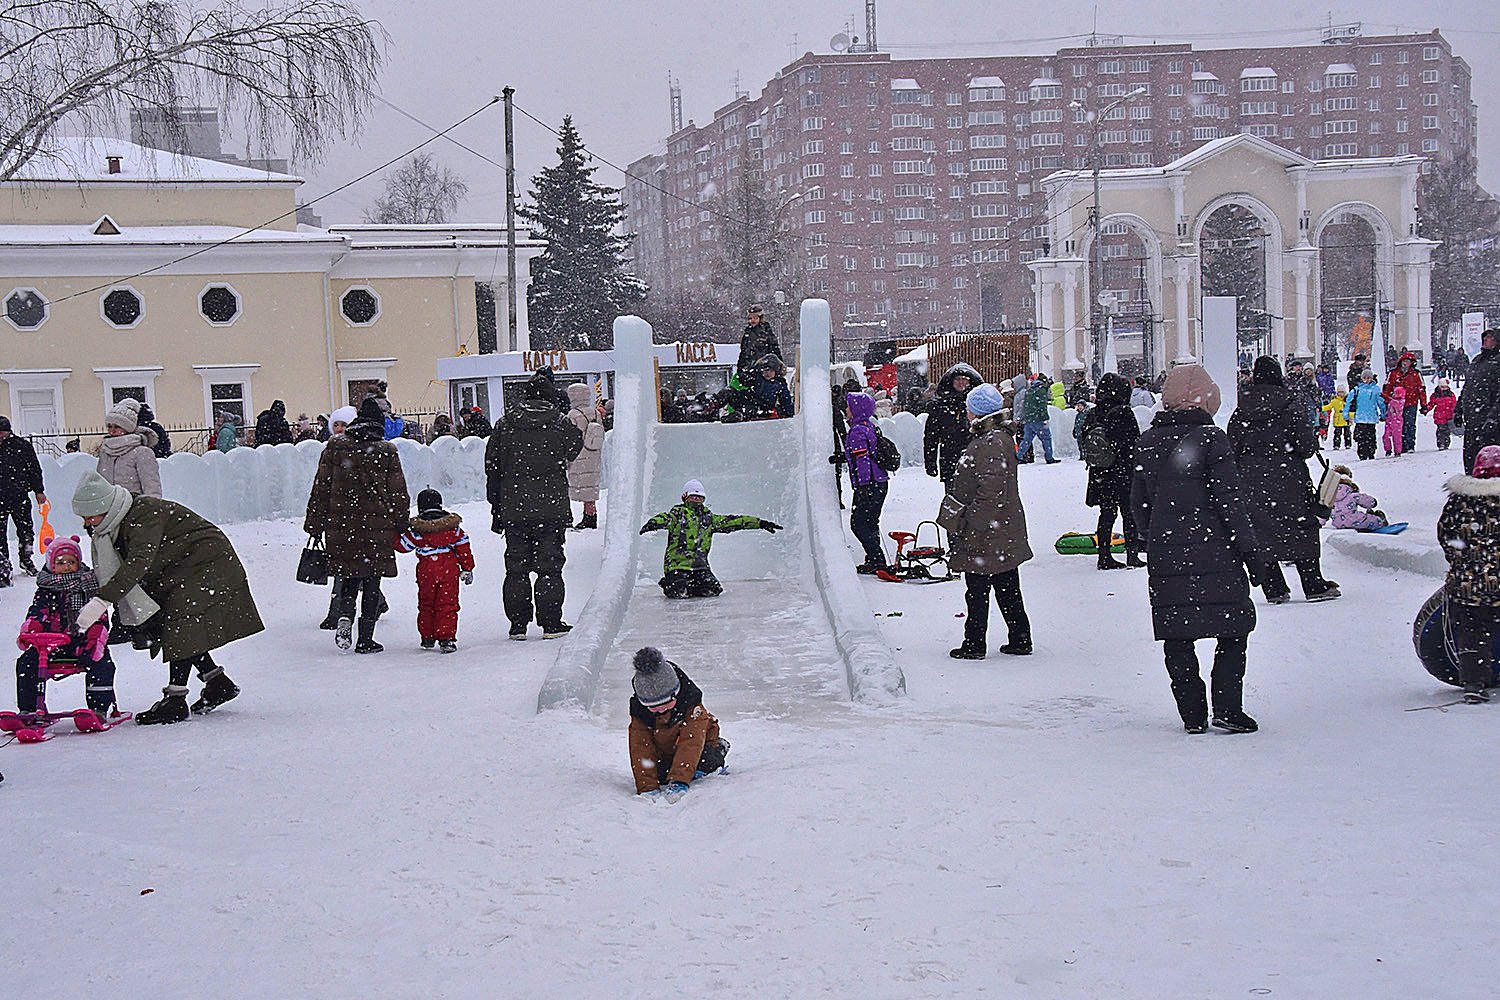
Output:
[1419, 152, 1500, 340]
[520, 117, 646, 349]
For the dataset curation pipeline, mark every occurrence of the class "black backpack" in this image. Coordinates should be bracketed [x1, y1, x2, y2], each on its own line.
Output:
[1080, 421, 1116, 469]
[873, 429, 902, 473]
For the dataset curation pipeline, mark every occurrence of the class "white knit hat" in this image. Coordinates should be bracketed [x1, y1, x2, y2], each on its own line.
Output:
[681, 479, 706, 499]
[105, 397, 141, 433]
[329, 405, 357, 426]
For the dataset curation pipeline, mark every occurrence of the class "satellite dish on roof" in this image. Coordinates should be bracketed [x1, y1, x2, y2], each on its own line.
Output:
[830, 32, 851, 52]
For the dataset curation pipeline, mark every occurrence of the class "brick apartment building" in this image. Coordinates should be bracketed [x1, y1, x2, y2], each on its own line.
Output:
[624, 28, 1477, 361]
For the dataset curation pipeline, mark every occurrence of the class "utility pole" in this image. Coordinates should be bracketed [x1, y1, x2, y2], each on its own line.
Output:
[503, 86, 519, 353]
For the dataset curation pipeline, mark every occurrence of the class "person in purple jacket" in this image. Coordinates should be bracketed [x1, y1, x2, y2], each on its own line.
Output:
[843, 391, 891, 574]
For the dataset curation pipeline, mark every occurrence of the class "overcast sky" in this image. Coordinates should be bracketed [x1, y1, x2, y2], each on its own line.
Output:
[296, 0, 1497, 223]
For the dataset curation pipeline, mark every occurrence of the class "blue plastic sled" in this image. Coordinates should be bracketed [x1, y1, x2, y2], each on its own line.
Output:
[1361, 521, 1408, 535]
[1413, 586, 1500, 688]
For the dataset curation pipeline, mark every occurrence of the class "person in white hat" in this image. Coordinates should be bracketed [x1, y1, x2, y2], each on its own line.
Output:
[96, 397, 161, 498]
[639, 479, 781, 598]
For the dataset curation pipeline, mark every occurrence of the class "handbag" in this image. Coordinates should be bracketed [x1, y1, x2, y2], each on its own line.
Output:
[1313, 454, 1341, 519]
[296, 534, 330, 585]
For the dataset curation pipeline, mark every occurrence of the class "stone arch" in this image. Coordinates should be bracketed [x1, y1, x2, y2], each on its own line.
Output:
[1193, 193, 1286, 359]
[1081, 213, 1166, 373]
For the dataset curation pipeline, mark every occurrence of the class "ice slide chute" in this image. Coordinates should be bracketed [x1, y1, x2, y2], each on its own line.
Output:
[537, 300, 905, 718]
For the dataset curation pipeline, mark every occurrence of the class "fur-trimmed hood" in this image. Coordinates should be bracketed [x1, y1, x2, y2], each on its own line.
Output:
[1445, 474, 1500, 497]
[409, 512, 462, 533]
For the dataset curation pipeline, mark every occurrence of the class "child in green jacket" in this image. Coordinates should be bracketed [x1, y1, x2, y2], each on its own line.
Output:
[639, 479, 781, 598]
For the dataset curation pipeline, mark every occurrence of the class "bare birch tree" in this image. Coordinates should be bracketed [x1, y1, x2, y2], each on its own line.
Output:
[363, 152, 468, 224]
[0, 1, 386, 181]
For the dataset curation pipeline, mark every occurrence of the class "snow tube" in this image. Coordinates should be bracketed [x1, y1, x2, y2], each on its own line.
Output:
[1413, 586, 1500, 687]
[1054, 531, 1125, 555]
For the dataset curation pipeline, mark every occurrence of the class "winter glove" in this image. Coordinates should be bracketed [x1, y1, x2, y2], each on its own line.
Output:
[758, 519, 782, 533]
[460, 571, 474, 586]
[75, 597, 110, 631]
[639, 523, 658, 535]
[828, 452, 845, 465]
[662, 781, 691, 802]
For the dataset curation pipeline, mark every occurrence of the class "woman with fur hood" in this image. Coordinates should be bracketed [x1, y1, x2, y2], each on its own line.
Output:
[1438, 445, 1500, 703]
[564, 383, 605, 530]
[96, 398, 162, 498]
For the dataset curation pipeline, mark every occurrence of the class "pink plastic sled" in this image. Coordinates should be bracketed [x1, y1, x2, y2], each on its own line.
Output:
[0, 632, 130, 744]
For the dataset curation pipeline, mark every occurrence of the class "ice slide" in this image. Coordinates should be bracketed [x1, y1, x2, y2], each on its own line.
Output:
[538, 300, 905, 722]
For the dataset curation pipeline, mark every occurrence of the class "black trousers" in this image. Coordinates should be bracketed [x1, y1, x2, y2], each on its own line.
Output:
[334, 575, 385, 624]
[167, 652, 223, 688]
[962, 570, 1031, 651]
[1332, 424, 1352, 449]
[1096, 497, 1139, 555]
[503, 524, 567, 628]
[1354, 423, 1378, 461]
[16, 647, 116, 714]
[1448, 601, 1498, 691]
[1435, 422, 1452, 451]
[850, 481, 889, 566]
[660, 568, 723, 599]
[1259, 556, 1330, 600]
[1162, 636, 1248, 727]
[0, 490, 34, 560]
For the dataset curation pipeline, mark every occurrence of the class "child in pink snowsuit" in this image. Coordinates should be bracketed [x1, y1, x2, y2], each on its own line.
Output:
[1326, 465, 1389, 531]
[1383, 386, 1406, 457]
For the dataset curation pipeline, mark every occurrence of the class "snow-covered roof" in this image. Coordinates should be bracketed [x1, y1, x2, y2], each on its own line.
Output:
[894, 343, 927, 363]
[10, 137, 301, 184]
[1240, 67, 1278, 78]
[1029, 77, 1061, 88]
[0, 223, 338, 246]
[968, 76, 1005, 89]
[1192, 71, 1219, 81]
[890, 78, 922, 90]
[1325, 63, 1358, 75]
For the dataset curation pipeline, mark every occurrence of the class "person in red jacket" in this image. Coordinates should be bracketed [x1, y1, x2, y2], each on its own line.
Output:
[1429, 377, 1459, 452]
[1382, 351, 1428, 453]
[395, 489, 475, 653]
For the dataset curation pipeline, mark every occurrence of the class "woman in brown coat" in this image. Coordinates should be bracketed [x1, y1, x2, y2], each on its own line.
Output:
[304, 397, 409, 653]
[938, 382, 1034, 658]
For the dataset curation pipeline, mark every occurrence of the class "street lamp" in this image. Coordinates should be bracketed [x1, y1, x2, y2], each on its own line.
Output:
[1071, 85, 1148, 377]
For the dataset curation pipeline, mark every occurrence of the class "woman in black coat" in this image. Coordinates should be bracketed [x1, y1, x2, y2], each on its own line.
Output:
[1227, 356, 1338, 604]
[1132, 365, 1262, 734]
[922, 363, 982, 486]
[1080, 372, 1142, 569]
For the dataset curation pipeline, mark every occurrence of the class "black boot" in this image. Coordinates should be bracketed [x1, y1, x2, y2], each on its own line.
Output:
[949, 644, 987, 660]
[191, 668, 239, 714]
[17, 547, 37, 576]
[574, 511, 598, 530]
[319, 612, 339, 630]
[355, 619, 383, 654]
[1097, 550, 1125, 570]
[1125, 549, 1145, 568]
[136, 686, 190, 725]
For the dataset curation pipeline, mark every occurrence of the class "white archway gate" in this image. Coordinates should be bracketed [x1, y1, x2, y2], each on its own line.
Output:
[1030, 134, 1435, 375]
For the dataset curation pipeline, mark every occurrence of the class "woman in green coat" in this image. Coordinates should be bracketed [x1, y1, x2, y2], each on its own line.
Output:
[72, 471, 263, 725]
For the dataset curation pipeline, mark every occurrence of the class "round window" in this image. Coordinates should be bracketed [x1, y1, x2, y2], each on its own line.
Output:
[200, 285, 240, 325]
[340, 287, 380, 326]
[4, 288, 47, 329]
[102, 287, 143, 328]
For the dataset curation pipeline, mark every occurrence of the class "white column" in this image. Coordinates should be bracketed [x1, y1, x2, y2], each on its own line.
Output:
[1404, 261, 1423, 351]
[1061, 270, 1079, 373]
[1174, 258, 1193, 361]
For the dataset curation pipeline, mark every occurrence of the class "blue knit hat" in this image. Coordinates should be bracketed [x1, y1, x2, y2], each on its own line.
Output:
[964, 382, 1006, 419]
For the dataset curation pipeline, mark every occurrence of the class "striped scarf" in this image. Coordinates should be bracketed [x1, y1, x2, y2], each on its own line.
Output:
[34, 567, 100, 630]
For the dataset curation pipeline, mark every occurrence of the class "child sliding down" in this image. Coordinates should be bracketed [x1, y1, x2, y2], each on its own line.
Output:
[628, 646, 730, 797]
[1325, 466, 1389, 531]
[639, 479, 781, 598]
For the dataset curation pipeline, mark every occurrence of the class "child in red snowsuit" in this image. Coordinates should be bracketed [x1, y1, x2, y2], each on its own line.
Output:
[395, 489, 474, 652]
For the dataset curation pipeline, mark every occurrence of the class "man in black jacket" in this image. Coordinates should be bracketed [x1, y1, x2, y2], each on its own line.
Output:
[138, 403, 172, 458]
[0, 416, 47, 583]
[1459, 328, 1500, 475]
[922, 363, 981, 486]
[736, 305, 781, 383]
[486, 373, 584, 639]
[254, 400, 292, 446]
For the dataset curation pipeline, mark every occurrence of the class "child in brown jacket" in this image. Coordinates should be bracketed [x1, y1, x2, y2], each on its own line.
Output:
[628, 647, 730, 798]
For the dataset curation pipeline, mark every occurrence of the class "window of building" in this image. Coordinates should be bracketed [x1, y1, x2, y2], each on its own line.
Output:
[801, 92, 822, 108]
[804, 210, 825, 224]
[970, 203, 1008, 218]
[802, 117, 824, 131]
[199, 284, 240, 326]
[1191, 126, 1219, 141]
[1282, 80, 1296, 93]
[1168, 59, 1184, 74]
[1325, 143, 1358, 157]
[1326, 73, 1357, 89]
[340, 286, 380, 326]
[802, 140, 823, 155]
[1423, 93, 1440, 107]
[1129, 58, 1151, 74]
[1241, 101, 1277, 116]
[1099, 59, 1122, 75]
[1244, 124, 1280, 138]
[969, 134, 1008, 149]
[100, 286, 143, 328]
[968, 86, 1005, 102]
[1369, 98, 1382, 112]
[1395, 72, 1409, 87]
[1167, 83, 1184, 97]
[839, 163, 854, 177]
[4, 287, 47, 330]
[867, 163, 882, 176]
[867, 92, 879, 107]
[1423, 45, 1440, 61]
[1241, 77, 1277, 93]
[1423, 115, 1440, 130]
[1421, 69, 1440, 84]
[1368, 75, 1381, 89]
[1325, 120, 1358, 134]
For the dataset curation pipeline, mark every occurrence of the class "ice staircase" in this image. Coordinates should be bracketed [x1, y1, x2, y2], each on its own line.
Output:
[538, 300, 905, 721]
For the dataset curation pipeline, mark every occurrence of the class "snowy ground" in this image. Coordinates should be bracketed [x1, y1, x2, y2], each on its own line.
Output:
[1, 421, 1494, 999]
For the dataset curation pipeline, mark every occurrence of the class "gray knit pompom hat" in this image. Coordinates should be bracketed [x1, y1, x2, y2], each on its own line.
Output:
[632, 647, 681, 708]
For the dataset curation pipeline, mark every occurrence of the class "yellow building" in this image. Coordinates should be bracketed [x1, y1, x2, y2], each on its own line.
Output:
[0, 138, 540, 446]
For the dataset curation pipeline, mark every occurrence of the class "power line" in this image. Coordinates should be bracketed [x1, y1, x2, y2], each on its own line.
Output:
[48, 97, 502, 306]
